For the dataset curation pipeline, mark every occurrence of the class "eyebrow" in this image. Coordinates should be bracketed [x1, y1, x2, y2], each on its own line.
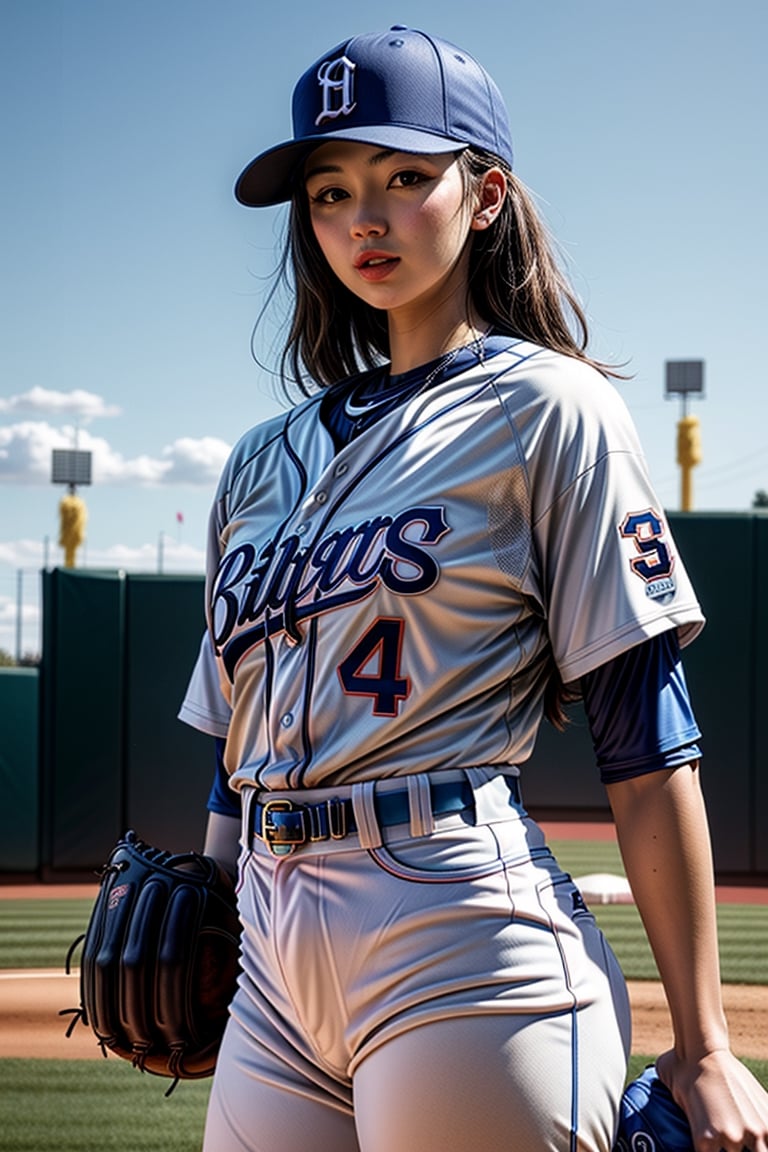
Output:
[304, 148, 398, 183]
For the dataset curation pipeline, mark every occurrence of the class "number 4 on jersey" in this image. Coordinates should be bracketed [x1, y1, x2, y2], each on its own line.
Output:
[337, 617, 411, 716]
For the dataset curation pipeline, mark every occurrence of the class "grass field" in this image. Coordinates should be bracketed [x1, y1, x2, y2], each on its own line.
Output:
[2, 838, 767, 983]
[0, 899, 94, 970]
[0, 1059, 211, 1152]
[0, 1055, 766, 1152]
[551, 838, 768, 984]
[2, 896, 765, 982]
[1, 838, 766, 1151]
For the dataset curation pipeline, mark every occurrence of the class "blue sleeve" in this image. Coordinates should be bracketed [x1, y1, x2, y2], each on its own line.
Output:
[207, 737, 241, 818]
[580, 630, 702, 785]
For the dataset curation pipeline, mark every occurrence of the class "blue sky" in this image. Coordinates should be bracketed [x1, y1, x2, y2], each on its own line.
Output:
[1, 0, 766, 656]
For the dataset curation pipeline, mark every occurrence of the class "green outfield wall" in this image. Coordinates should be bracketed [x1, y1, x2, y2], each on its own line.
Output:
[0, 667, 39, 872]
[1, 512, 766, 878]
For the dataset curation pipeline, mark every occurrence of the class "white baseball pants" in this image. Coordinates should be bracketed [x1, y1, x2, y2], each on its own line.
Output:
[203, 770, 631, 1151]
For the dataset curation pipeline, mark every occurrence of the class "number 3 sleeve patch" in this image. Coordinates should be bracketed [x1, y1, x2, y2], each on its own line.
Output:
[619, 508, 676, 602]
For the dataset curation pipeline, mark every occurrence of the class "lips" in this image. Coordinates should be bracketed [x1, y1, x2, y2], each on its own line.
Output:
[354, 250, 400, 281]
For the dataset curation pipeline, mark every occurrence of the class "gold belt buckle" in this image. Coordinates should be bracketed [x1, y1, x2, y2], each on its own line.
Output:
[261, 799, 306, 857]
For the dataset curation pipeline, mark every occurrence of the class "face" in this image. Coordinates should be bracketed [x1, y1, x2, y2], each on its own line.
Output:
[304, 141, 475, 327]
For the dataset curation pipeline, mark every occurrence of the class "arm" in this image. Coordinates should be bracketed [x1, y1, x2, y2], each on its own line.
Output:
[607, 763, 768, 1151]
[204, 810, 241, 877]
[203, 736, 241, 876]
[179, 638, 240, 875]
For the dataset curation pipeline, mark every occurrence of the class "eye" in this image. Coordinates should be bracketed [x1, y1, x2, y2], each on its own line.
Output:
[390, 169, 430, 188]
[308, 185, 349, 205]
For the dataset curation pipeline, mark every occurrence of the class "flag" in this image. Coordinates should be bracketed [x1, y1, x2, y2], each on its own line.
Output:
[176, 512, 184, 524]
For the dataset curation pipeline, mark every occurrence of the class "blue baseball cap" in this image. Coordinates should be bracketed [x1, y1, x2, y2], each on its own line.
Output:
[235, 26, 514, 207]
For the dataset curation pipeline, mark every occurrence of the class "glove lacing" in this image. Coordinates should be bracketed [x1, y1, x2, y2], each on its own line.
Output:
[59, 857, 130, 1043]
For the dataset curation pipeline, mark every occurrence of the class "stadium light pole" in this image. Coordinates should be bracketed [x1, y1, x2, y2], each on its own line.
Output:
[15, 569, 22, 663]
[51, 448, 93, 567]
[665, 361, 704, 512]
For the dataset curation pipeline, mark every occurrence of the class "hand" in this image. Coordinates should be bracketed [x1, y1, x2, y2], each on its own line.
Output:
[656, 1046, 768, 1151]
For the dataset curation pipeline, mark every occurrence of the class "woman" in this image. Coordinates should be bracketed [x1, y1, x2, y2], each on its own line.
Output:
[180, 26, 768, 1152]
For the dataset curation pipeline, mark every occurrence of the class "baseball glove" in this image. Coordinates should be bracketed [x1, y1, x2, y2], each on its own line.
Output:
[61, 830, 240, 1090]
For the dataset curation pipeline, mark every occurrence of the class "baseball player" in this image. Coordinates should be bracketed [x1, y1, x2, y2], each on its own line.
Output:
[179, 26, 768, 1152]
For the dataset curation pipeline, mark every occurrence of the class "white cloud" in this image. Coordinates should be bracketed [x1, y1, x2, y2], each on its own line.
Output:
[0, 422, 58, 482]
[0, 539, 48, 568]
[0, 562, 42, 658]
[0, 590, 40, 660]
[0, 387, 122, 421]
[84, 540, 205, 573]
[88, 435, 171, 484]
[0, 423, 231, 486]
[0, 539, 205, 658]
[0, 539, 204, 578]
[161, 436, 232, 483]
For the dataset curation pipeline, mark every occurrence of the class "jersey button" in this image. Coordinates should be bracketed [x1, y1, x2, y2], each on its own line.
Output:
[296, 523, 308, 535]
[334, 462, 349, 476]
[280, 713, 293, 728]
[315, 491, 328, 504]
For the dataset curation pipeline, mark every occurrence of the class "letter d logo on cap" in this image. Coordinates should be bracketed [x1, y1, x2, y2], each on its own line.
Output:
[315, 56, 356, 125]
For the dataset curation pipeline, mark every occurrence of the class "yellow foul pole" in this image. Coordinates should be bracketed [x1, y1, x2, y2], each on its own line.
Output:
[58, 491, 88, 568]
[676, 415, 702, 512]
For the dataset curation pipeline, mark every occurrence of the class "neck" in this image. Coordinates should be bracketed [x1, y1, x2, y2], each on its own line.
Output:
[387, 311, 488, 375]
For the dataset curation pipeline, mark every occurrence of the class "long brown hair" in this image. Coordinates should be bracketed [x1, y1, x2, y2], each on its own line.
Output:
[273, 147, 622, 398]
[266, 148, 621, 724]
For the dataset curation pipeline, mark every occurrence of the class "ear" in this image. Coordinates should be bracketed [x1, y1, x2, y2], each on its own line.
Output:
[470, 167, 507, 231]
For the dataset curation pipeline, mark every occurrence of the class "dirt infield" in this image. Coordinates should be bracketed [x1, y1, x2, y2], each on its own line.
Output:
[628, 981, 768, 1060]
[0, 970, 99, 1059]
[1, 968, 767, 1061]
[3, 854, 767, 1064]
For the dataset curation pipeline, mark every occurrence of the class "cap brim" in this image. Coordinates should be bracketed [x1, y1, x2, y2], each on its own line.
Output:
[235, 125, 467, 207]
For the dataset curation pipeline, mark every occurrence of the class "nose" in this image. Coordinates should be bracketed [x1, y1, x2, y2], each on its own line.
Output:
[350, 202, 387, 239]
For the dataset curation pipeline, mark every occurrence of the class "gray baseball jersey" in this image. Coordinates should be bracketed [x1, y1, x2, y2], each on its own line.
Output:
[179, 339, 704, 792]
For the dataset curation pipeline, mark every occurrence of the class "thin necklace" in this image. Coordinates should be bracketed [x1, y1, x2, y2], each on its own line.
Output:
[343, 328, 488, 419]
